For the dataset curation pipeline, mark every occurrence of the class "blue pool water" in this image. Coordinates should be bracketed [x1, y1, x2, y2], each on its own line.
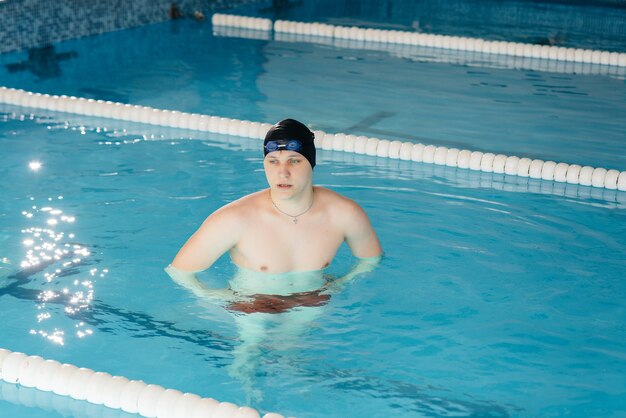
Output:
[1, 14, 624, 170]
[1, 1, 626, 417]
[230, 0, 626, 51]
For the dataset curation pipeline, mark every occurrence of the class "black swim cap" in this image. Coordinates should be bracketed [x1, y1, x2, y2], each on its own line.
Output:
[263, 119, 316, 169]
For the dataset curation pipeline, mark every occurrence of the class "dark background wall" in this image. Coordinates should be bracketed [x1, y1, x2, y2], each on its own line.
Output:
[0, 0, 267, 53]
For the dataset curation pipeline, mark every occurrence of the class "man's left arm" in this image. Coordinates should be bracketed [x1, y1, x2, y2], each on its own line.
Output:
[343, 199, 383, 259]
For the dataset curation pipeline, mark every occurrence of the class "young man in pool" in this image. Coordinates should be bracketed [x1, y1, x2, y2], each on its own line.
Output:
[166, 118, 382, 311]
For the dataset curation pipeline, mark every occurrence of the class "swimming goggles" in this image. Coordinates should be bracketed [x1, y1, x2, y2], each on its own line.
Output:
[264, 139, 303, 153]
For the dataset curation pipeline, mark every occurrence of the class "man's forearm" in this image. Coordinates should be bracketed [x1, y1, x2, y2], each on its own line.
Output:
[165, 264, 242, 304]
[322, 255, 382, 294]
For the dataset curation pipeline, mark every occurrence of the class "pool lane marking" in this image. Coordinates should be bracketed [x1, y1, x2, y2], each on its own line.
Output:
[213, 25, 626, 80]
[0, 86, 624, 191]
[211, 13, 626, 68]
[0, 348, 283, 418]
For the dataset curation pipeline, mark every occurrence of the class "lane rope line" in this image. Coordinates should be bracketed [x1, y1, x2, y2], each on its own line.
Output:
[0, 348, 283, 418]
[211, 13, 626, 67]
[1, 86, 624, 191]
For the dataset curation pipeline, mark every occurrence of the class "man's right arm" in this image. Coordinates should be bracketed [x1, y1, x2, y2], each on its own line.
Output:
[166, 204, 243, 303]
[165, 264, 244, 304]
[170, 204, 241, 272]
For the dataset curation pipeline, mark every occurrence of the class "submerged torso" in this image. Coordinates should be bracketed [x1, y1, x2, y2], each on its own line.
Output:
[229, 264, 327, 296]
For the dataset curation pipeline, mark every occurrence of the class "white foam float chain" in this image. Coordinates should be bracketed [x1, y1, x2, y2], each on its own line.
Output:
[1, 86, 624, 191]
[0, 348, 283, 418]
[212, 13, 626, 67]
[212, 13, 272, 31]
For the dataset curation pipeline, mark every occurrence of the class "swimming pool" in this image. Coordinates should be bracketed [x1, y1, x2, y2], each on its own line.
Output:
[1, 1, 625, 417]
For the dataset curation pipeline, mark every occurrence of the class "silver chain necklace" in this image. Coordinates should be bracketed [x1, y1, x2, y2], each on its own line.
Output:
[269, 191, 314, 224]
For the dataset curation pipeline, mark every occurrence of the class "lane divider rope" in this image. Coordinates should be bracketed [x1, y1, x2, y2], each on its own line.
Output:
[211, 13, 626, 68]
[1, 86, 624, 191]
[214, 27, 626, 79]
[0, 348, 283, 418]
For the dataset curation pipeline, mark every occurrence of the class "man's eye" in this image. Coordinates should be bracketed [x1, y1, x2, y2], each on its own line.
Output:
[290, 159, 301, 164]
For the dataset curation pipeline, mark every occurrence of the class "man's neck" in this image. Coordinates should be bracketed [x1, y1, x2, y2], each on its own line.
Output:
[269, 186, 315, 215]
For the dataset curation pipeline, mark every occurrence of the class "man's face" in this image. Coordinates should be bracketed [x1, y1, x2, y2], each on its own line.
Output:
[264, 151, 313, 198]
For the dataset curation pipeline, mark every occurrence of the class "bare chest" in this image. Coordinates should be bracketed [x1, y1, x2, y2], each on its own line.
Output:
[230, 215, 344, 273]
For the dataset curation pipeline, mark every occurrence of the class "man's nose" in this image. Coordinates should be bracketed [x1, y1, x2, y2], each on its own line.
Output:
[278, 163, 290, 177]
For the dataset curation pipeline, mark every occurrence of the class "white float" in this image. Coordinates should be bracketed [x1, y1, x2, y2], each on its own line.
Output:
[332, 133, 346, 151]
[103, 376, 130, 409]
[492, 154, 507, 174]
[516, 158, 532, 177]
[604, 169, 620, 190]
[213, 14, 272, 32]
[399, 142, 413, 160]
[591, 167, 607, 188]
[529, 159, 544, 179]
[0, 349, 282, 418]
[433, 146, 448, 165]
[353, 136, 368, 154]
[17, 355, 45, 388]
[579, 166, 594, 186]
[343, 134, 356, 153]
[541, 161, 557, 181]
[35, 359, 61, 392]
[365, 138, 380, 156]
[377, 139, 391, 158]
[553, 162, 569, 182]
[422, 145, 436, 163]
[504, 156, 520, 175]
[172, 392, 203, 418]
[566, 164, 582, 184]
[85, 372, 113, 405]
[457, 150, 472, 169]
[192, 397, 220, 418]
[137, 384, 166, 417]
[410, 143, 425, 162]
[2, 352, 28, 384]
[445, 148, 460, 167]
[321, 133, 334, 150]
[235, 407, 262, 418]
[469, 151, 484, 170]
[480, 153, 496, 173]
[51, 364, 79, 396]
[213, 402, 239, 417]
[388, 140, 402, 159]
[618, 171, 626, 191]
[69, 368, 96, 401]
[154, 388, 182, 418]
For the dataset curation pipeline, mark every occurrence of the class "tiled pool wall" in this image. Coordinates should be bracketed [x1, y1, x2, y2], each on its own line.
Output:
[0, 0, 267, 54]
[3, 0, 625, 55]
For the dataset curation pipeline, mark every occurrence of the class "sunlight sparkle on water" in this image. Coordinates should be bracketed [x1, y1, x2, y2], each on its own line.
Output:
[18, 201, 105, 346]
[28, 161, 42, 171]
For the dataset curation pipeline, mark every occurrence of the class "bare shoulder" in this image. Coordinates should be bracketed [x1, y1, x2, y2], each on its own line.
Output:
[170, 191, 267, 271]
[316, 187, 382, 257]
[213, 190, 267, 217]
[202, 190, 265, 226]
[315, 186, 369, 222]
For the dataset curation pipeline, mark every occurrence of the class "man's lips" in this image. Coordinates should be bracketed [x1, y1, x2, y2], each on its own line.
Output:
[277, 184, 292, 188]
